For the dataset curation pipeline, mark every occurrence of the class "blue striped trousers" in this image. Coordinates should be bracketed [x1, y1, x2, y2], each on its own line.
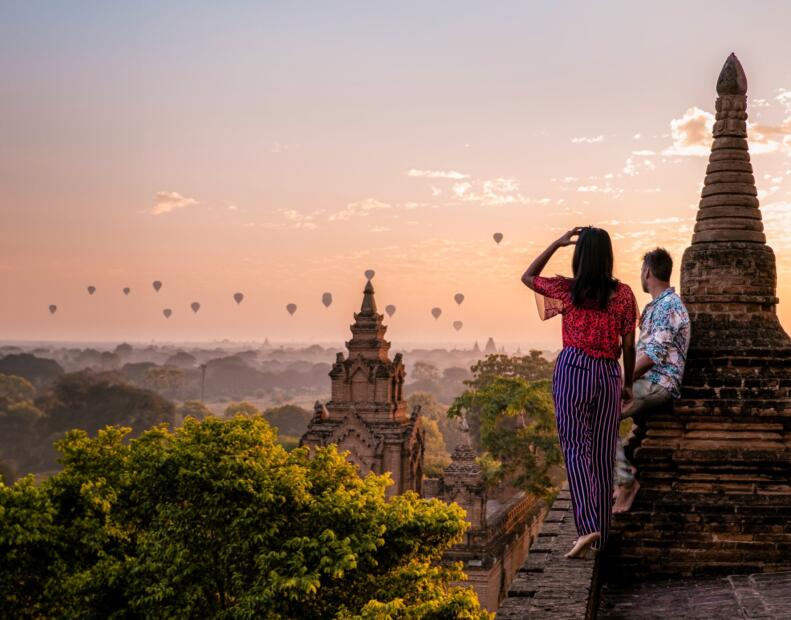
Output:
[552, 347, 622, 549]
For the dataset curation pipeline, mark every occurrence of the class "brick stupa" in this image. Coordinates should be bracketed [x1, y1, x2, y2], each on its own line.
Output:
[610, 53, 791, 579]
[300, 279, 424, 498]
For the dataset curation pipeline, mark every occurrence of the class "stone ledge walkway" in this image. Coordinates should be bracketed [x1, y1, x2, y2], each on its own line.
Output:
[599, 571, 791, 619]
[497, 483, 599, 619]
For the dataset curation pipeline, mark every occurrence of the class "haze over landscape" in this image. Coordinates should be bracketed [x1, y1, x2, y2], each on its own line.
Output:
[3, 1, 791, 347]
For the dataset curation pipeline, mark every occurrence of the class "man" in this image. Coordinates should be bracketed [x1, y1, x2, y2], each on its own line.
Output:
[612, 248, 691, 513]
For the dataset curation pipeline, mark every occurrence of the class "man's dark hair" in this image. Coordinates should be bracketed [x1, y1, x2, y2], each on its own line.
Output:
[571, 227, 619, 311]
[643, 247, 673, 282]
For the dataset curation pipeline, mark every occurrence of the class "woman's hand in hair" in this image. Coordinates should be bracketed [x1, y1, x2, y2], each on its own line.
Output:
[556, 227, 584, 247]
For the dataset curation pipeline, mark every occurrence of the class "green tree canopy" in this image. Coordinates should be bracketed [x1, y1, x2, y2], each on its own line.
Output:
[262, 403, 313, 437]
[449, 376, 560, 497]
[466, 352, 553, 390]
[38, 370, 176, 437]
[0, 416, 491, 619]
[0, 373, 36, 405]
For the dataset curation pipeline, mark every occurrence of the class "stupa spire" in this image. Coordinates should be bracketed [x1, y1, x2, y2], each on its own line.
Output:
[346, 278, 391, 361]
[693, 52, 764, 244]
[360, 279, 377, 315]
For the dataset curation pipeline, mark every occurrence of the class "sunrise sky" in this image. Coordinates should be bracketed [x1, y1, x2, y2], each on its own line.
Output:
[3, 1, 791, 348]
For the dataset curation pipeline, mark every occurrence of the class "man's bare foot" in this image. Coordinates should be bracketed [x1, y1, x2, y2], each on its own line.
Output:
[612, 479, 640, 513]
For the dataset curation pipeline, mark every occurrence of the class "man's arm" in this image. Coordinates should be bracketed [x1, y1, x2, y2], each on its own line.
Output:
[633, 353, 655, 380]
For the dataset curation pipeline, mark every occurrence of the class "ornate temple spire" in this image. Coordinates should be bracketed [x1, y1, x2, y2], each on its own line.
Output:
[693, 53, 765, 244]
[360, 279, 378, 315]
[346, 278, 392, 361]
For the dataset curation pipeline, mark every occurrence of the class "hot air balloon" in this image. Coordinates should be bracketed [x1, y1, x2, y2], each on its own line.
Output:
[493, 232, 503, 244]
[453, 320, 463, 331]
[122, 287, 130, 295]
[286, 303, 297, 316]
[48, 305, 57, 315]
[191, 302, 200, 313]
[385, 304, 396, 317]
[87, 286, 96, 295]
[454, 293, 465, 305]
[322, 292, 333, 308]
[364, 269, 375, 280]
[431, 307, 442, 320]
[163, 308, 172, 319]
[153, 280, 162, 292]
[233, 292, 244, 304]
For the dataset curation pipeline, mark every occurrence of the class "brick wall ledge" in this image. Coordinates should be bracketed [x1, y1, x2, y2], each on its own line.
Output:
[496, 482, 602, 619]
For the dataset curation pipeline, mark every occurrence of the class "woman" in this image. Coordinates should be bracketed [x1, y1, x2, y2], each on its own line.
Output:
[521, 227, 636, 558]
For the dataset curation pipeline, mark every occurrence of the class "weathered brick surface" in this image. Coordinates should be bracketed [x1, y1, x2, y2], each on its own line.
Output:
[599, 571, 791, 619]
[497, 484, 601, 619]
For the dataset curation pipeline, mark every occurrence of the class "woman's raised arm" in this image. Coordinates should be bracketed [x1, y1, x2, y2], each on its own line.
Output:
[521, 227, 583, 290]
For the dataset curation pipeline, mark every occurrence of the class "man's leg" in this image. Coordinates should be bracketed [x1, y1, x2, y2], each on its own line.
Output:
[613, 380, 672, 513]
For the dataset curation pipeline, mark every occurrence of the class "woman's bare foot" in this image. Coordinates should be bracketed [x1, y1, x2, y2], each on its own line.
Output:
[613, 478, 640, 513]
[564, 531, 600, 559]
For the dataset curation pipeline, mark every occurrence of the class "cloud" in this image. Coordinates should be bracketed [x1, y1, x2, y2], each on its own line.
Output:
[150, 191, 199, 215]
[622, 156, 656, 176]
[449, 177, 529, 206]
[408, 169, 469, 180]
[571, 135, 604, 144]
[328, 198, 392, 221]
[762, 202, 791, 247]
[576, 184, 623, 196]
[369, 226, 391, 233]
[661, 107, 714, 156]
[256, 209, 322, 230]
[661, 105, 786, 157]
[632, 149, 656, 156]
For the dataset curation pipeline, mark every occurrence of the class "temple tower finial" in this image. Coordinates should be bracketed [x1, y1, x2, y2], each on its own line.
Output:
[693, 52, 764, 245]
[716, 52, 748, 95]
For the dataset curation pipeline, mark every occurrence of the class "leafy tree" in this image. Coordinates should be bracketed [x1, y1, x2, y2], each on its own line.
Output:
[262, 404, 313, 437]
[0, 375, 45, 477]
[0, 374, 36, 405]
[0, 416, 492, 619]
[407, 362, 443, 399]
[39, 371, 176, 437]
[411, 362, 440, 384]
[143, 365, 185, 398]
[449, 376, 560, 497]
[466, 352, 553, 389]
[175, 400, 212, 422]
[224, 401, 260, 417]
[408, 392, 464, 452]
[422, 417, 451, 477]
[0, 354, 63, 388]
[114, 343, 134, 358]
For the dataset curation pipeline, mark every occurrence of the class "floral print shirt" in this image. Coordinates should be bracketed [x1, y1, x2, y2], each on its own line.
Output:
[637, 287, 690, 398]
[533, 276, 638, 360]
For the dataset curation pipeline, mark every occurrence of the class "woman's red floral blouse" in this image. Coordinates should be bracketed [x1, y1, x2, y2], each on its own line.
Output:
[533, 275, 637, 360]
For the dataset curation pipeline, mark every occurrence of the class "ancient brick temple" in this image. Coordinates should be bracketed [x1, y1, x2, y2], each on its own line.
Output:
[610, 53, 791, 579]
[300, 279, 424, 498]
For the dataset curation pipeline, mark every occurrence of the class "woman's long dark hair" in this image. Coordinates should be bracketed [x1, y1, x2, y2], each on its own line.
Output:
[571, 227, 619, 310]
